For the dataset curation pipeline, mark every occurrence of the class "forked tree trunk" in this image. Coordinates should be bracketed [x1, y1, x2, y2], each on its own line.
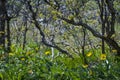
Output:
[104, 38, 120, 56]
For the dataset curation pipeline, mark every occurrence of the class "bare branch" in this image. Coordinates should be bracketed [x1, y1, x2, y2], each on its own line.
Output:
[59, 16, 103, 39]
[26, 1, 73, 58]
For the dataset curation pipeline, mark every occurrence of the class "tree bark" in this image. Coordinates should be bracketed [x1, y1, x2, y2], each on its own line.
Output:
[104, 38, 120, 56]
[23, 23, 28, 50]
[82, 28, 87, 64]
[6, 18, 11, 52]
[0, 0, 6, 49]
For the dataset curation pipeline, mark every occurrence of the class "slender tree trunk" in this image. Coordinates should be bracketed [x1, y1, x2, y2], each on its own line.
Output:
[98, 0, 105, 54]
[101, 20, 105, 54]
[0, 0, 6, 49]
[7, 18, 11, 52]
[23, 22, 28, 50]
[82, 28, 87, 64]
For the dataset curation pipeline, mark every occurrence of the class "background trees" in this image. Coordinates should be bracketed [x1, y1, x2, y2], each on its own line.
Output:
[0, 0, 120, 57]
[43, 0, 120, 56]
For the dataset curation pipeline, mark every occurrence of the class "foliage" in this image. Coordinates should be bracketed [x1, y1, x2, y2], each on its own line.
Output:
[0, 43, 120, 80]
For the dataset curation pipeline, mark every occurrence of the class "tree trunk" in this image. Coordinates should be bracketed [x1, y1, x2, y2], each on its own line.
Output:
[82, 28, 87, 64]
[7, 18, 11, 52]
[104, 38, 120, 56]
[23, 24, 28, 50]
[0, 0, 6, 49]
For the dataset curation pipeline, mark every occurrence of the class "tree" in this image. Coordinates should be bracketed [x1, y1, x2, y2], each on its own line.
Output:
[0, 0, 6, 49]
[1, 0, 119, 59]
[24, 0, 73, 58]
[44, 0, 120, 56]
[0, 0, 22, 52]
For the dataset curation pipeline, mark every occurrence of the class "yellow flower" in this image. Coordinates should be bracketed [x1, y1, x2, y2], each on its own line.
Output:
[86, 52, 92, 57]
[112, 49, 117, 53]
[100, 54, 106, 60]
[21, 58, 25, 61]
[45, 51, 51, 55]
[82, 64, 88, 68]
[9, 53, 14, 56]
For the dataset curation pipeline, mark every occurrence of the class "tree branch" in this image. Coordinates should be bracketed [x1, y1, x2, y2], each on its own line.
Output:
[26, 1, 73, 58]
[60, 16, 103, 38]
